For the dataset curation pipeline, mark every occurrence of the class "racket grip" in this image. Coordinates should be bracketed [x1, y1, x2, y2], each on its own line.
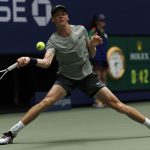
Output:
[7, 62, 18, 71]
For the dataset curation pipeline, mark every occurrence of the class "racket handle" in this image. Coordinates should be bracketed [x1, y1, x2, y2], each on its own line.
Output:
[7, 62, 17, 71]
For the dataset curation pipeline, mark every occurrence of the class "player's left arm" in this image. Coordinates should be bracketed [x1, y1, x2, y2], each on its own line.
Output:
[88, 33, 103, 57]
[84, 27, 103, 57]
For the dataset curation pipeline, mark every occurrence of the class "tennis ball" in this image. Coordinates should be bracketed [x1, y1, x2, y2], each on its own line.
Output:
[36, 41, 45, 51]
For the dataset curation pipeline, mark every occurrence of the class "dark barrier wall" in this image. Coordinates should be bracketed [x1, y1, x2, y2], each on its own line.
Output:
[1, 0, 150, 54]
[0, 0, 150, 111]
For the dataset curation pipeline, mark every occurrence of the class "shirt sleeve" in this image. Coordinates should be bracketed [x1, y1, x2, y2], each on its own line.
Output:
[45, 38, 55, 53]
[83, 26, 90, 42]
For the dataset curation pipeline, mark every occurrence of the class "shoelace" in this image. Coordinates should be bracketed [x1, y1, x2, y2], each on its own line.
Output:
[0, 135, 6, 139]
[0, 135, 9, 139]
[0, 132, 13, 139]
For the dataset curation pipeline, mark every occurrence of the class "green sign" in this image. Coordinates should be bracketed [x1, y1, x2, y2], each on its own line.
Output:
[107, 37, 150, 91]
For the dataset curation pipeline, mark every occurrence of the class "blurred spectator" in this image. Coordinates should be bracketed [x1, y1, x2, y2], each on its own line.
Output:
[89, 14, 108, 108]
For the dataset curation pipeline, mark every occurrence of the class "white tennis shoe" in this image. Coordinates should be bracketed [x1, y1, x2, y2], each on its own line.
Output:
[0, 131, 14, 145]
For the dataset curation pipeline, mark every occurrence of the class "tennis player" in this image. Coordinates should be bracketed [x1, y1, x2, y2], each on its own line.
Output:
[0, 5, 150, 145]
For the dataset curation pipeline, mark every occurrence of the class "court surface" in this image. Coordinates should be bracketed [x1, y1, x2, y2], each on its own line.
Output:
[0, 102, 150, 150]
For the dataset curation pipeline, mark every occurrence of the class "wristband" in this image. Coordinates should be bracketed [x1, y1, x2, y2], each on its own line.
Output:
[29, 57, 37, 66]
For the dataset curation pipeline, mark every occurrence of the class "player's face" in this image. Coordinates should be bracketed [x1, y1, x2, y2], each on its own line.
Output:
[52, 10, 69, 26]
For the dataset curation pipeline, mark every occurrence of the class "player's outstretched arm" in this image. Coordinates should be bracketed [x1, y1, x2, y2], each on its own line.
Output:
[36, 50, 55, 68]
[17, 50, 54, 69]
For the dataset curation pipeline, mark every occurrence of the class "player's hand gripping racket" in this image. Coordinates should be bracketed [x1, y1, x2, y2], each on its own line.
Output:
[0, 63, 17, 80]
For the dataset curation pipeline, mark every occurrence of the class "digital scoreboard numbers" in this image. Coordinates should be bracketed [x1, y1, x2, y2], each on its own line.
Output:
[107, 37, 150, 91]
[131, 69, 149, 85]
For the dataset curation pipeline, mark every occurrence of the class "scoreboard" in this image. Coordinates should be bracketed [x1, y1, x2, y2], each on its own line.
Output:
[107, 37, 150, 92]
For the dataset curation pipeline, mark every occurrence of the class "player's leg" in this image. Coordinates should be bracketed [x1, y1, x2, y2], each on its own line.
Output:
[21, 84, 67, 125]
[100, 69, 107, 84]
[93, 67, 106, 108]
[79, 72, 150, 128]
[0, 84, 67, 144]
[95, 87, 150, 126]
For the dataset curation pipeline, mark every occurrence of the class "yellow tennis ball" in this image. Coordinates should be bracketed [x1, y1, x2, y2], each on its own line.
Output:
[36, 42, 45, 51]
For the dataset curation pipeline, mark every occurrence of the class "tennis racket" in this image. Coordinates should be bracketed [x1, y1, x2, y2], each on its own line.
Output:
[0, 62, 18, 80]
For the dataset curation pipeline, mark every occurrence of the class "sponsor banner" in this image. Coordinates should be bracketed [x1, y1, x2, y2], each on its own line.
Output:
[0, 0, 54, 54]
[0, 0, 52, 26]
[107, 37, 150, 92]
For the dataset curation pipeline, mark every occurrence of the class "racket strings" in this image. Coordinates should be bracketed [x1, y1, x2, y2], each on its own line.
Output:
[0, 71, 8, 80]
[0, 62, 17, 80]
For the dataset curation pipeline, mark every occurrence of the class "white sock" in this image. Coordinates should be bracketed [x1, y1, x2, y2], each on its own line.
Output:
[10, 121, 25, 136]
[143, 118, 150, 129]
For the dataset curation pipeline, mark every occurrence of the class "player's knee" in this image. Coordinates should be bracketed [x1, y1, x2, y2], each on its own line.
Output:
[106, 97, 129, 114]
[39, 94, 57, 109]
[115, 103, 129, 114]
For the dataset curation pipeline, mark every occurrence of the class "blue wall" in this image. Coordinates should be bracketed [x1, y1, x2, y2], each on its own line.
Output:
[54, 0, 150, 35]
[0, 0, 150, 54]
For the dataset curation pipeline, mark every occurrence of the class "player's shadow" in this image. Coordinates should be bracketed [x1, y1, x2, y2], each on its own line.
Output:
[51, 135, 150, 144]
[16, 135, 150, 146]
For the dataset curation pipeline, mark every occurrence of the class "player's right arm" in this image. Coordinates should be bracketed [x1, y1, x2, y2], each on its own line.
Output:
[17, 37, 55, 68]
[36, 50, 55, 68]
[17, 50, 55, 69]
